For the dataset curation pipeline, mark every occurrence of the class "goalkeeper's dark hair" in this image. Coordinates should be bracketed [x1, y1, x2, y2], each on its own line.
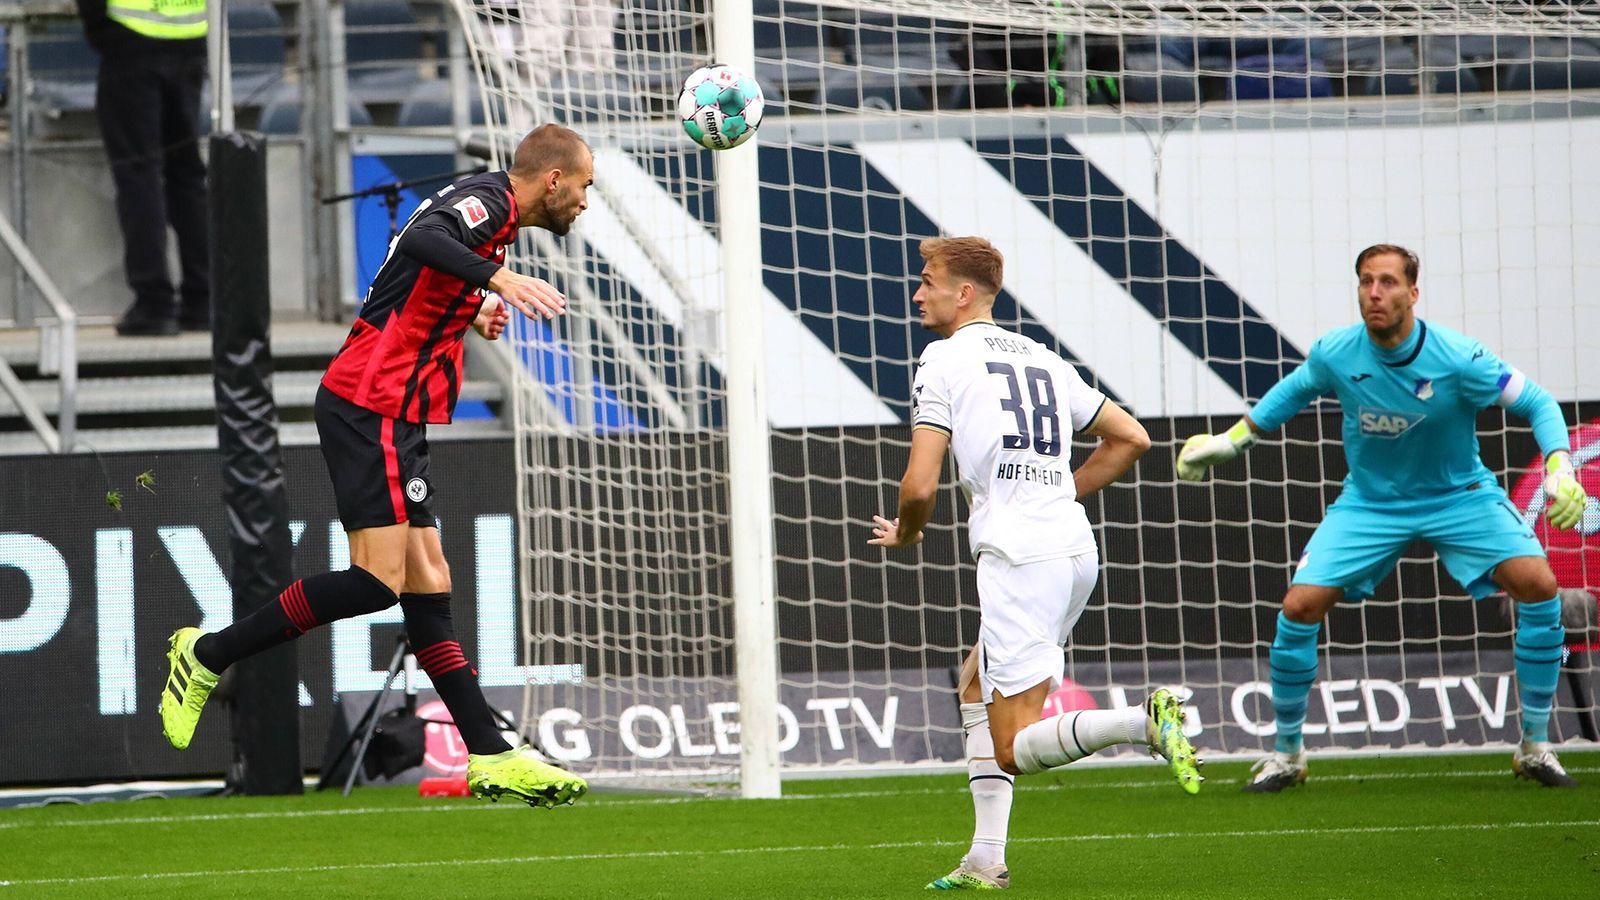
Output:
[920, 236, 1004, 298]
[510, 124, 591, 178]
[1355, 243, 1420, 286]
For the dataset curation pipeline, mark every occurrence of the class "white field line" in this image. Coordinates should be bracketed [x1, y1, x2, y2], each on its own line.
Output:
[2, 819, 1597, 889]
[2, 764, 1598, 832]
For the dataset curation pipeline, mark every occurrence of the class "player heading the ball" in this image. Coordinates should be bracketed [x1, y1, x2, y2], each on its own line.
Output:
[160, 124, 595, 810]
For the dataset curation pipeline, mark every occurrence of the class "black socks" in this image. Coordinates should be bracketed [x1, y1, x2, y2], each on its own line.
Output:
[193, 566, 397, 673]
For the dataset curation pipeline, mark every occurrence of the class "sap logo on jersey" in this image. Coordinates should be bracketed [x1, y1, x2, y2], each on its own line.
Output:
[1358, 407, 1425, 437]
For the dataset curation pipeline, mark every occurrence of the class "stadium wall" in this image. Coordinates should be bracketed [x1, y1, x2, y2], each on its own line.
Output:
[2, 413, 1596, 784]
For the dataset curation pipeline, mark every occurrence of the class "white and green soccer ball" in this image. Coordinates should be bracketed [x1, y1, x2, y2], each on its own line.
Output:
[678, 64, 764, 150]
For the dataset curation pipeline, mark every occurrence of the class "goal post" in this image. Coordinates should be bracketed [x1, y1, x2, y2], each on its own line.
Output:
[713, 0, 785, 800]
[447, 0, 1600, 791]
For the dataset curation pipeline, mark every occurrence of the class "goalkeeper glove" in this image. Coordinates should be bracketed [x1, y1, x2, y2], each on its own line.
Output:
[1176, 418, 1258, 482]
[1543, 450, 1589, 530]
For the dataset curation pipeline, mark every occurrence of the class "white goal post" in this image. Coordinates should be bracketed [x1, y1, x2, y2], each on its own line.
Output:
[447, 0, 1600, 792]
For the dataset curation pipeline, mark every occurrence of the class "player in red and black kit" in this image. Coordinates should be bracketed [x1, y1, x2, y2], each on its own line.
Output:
[159, 124, 594, 809]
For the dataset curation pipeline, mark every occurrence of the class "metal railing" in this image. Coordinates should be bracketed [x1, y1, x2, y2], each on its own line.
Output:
[0, 210, 76, 452]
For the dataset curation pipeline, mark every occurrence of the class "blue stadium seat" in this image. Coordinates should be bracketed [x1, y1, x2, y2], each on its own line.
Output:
[832, 10, 962, 107]
[1502, 58, 1600, 91]
[257, 85, 374, 134]
[1360, 43, 1482, 95]
[28, 23, 99, 116]
[819, 63, 929, 111]
[1500, 37, 1600, 91]
[227, 0, 288, 108]
[345, 0, 424, 105]
[34, 5, 285, 117]
[1422, 33, 1499, 66]
[396, 79, 486, 127]
[614, 0, 706, 110]
[1121, 52, 1200, 104]
[1230, 52, 1334, 100]
[755, 0, 829, 103]
[547, 72, 639, 123]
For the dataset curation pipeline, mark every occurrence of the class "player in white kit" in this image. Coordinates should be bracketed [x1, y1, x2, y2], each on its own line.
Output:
[869, 237, 1201, 891]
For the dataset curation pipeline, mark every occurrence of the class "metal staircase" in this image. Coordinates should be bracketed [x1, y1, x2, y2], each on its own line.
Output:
[0, 320, 511, 455]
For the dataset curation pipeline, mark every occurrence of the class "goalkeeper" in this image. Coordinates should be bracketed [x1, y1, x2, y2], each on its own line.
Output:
[1178, 243, 1588, 791]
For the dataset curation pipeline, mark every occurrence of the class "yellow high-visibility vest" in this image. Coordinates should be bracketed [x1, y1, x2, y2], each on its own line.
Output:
[106, 0, 208, 40]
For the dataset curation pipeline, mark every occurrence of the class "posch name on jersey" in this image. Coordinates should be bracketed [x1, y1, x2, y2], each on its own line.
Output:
[995, 462, 1065, 485]
[454, 195, 490, 228]
[983, 336, 1031, 355]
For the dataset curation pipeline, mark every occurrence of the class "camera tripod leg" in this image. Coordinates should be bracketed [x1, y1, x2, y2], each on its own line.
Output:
[315, 638, 410, 794]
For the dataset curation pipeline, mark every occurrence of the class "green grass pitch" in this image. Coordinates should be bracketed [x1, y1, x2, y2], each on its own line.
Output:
[3, 751, 1597, 898]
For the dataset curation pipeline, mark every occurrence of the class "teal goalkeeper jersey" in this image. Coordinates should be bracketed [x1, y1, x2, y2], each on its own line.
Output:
[1249, 319, 1515, 503]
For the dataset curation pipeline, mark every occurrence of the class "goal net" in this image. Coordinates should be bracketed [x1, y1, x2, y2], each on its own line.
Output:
[449, 0, 1600, 789]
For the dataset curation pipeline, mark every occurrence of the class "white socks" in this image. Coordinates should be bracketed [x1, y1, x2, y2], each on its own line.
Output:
[960, 702, 1013, 869]
[1011, 706, 1147, 775]
[960, 702, 1150, 865]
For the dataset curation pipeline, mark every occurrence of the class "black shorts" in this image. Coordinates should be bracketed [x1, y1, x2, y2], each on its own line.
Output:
[314, 385, 436, 530]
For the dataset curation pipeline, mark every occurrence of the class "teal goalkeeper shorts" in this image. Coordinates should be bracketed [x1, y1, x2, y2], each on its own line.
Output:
[1291, 484, 1546, 600]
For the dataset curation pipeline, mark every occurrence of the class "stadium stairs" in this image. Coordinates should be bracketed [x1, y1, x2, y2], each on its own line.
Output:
[0, 319, 510, 456]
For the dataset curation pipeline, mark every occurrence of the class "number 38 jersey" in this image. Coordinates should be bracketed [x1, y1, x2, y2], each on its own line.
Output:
[912, 321, 1107, 564]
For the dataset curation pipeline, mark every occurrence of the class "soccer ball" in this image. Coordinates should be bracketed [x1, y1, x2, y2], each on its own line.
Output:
[678, 64, 764, 151]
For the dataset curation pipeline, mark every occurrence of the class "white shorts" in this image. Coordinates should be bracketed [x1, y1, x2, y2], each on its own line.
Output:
[977, 550, 1098, 701]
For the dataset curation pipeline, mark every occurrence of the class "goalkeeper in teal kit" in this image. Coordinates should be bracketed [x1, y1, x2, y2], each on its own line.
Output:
[1178, 244, 1589, 790]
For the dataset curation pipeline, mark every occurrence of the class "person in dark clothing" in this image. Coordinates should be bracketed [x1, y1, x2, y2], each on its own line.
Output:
[75, 0, 211, 335]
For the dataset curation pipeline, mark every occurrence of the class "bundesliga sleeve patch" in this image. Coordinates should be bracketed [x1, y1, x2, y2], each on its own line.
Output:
[453, 195, 490, 229]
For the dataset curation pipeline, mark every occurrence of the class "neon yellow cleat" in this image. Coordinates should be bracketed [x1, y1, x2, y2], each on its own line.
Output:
[160, 627, 219, 750]
[467, 745, 588, 809]
[1146, 688, 1203, 795]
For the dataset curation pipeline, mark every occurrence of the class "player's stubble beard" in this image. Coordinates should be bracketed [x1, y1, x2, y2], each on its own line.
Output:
[542, 194, 574, 236]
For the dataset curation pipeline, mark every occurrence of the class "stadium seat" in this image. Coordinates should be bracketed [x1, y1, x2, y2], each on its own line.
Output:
[836, 11, 967, 108]
[755, 0, 830, 104]
[1320, 34, 1386, 77]
[616, 0, 708, 112]
[257, 85, 374, 134]
[954, 25, 1083, 109]
[1502, 58, 1600, 92]
[396, 79, 487, 126]
[28, 23, 99, 116]
[345, 0, 424, 105]
[819, 63, 929, 111]
[1120, 52, 1200, 104]
[1230, 52, 1334, 101]
[1360, 43, 1482, 95]
[547, 71, 638, 123]
[227, 0, 288, 108]
[1422, 33, 1499, 67]
[833, 12, 961, 75]
[1500, 37, 1600, 92]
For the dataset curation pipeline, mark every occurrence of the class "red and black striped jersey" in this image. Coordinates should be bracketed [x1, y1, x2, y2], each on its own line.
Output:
[322, 171, 519, 424]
